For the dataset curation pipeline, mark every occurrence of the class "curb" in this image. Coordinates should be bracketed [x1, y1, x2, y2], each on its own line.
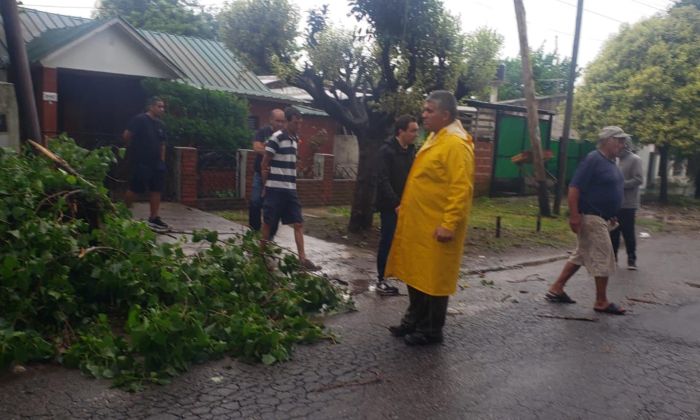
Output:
[462, 254, 570, 276]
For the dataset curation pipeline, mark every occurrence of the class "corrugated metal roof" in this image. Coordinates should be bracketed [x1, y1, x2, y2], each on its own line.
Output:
[0, 8, 328, 116]
[0, 8, 88, 60]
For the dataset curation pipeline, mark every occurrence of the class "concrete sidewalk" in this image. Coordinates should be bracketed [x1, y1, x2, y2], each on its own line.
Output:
[132, 202, 378, 287]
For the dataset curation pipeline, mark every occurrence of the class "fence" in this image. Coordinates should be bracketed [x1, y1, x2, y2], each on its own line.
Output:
[197, 149, 238, 199]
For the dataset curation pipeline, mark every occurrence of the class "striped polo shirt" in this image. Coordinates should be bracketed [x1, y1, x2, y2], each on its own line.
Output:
[265, 130, 298, 190]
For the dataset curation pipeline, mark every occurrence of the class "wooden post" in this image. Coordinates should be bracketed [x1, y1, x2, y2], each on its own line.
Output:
[0, 0, 42, 145]
[496, 216, 502, 238]
[513, 0, 551, 216]
[554, 0, 584, 215]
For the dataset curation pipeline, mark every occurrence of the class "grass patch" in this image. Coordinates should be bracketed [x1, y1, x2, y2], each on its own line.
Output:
[467, 197, 574, 253]
[217, 209, 248, 224]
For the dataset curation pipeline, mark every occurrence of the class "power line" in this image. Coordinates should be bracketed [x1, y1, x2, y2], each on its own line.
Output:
[628, 0, 668, 11]
[552, 0, 627, 24]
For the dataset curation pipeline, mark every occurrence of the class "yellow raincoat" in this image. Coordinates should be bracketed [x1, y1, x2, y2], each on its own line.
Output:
[384, 120, 475, 296]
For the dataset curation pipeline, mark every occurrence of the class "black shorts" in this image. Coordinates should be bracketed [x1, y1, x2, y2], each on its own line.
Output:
[129, 163, 165, 194]
[263, 189, 303, 226]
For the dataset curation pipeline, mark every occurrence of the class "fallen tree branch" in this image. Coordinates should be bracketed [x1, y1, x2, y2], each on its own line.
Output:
[536, 313, 597, 322]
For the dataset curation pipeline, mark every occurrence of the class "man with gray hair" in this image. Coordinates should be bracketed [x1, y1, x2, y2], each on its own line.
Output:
[385, 90, 475, 345]
[545, 126, 628, 315]
[610, 138, 644, 270]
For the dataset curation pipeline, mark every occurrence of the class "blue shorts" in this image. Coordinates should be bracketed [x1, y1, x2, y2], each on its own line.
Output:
[263, 189, 303, 226]
[129, 163, 165, 194]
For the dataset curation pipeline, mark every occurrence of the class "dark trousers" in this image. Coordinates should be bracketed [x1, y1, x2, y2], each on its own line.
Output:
[376, 210, 398, 281]
[610, 208, 636, 263]
[248, 172, 278, 238]
[401, 286, 449, 337]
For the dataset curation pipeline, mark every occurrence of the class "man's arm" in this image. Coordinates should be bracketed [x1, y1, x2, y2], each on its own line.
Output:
[624, 157, 644, 189]
[253, 140, 266, 154]
[260, 151, 274, 187]
[376, 147, 401, 208]
[122, 130, 132, 146]
[567, 186, 582, 233]
[436, 138, 474, 242]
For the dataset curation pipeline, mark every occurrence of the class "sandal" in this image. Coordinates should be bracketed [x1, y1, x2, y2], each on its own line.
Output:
[545, 291, 577, 304]
[594, 302, 626, 315]
[301, 259, 321, 271]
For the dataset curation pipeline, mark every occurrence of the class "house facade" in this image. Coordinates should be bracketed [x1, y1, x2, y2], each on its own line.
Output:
[0, 8, 352, 208]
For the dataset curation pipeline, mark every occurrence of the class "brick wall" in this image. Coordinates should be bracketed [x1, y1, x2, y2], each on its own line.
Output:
[330, 179, 356, 205]
[176, 147, 198, 207]
[474, 139, 494, 196]
[199, 169, 236, 197]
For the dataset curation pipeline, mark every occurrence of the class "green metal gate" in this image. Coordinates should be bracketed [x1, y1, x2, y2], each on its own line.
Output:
[491, 113, 553, 195]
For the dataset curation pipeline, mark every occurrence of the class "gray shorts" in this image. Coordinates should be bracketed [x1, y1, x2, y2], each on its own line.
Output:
[568, 215, 617, 277]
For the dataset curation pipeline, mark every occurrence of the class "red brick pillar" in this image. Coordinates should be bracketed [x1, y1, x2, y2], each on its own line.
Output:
[474, 140, 494, 196]
[38, 67, 58, 139]
[176, 147, 198, 207]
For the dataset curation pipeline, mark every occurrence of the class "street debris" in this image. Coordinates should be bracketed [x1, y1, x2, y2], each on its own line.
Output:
[507, 273, 546, 283]
[626, 297, 664, 305]
[536, 313, 598, 322]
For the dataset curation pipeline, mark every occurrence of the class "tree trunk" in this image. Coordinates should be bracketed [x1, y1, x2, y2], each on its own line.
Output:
[695, 166, 700, 199]
[513, 0, 551, 216]
[348, 134, 381, 233]
[658, 144, 669, 204]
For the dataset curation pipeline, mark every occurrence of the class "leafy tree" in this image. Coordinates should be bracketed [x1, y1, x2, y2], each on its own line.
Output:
[218, 0, 300, 74]
[672, 0, 700, 8]
[499, 46, 573, 100]
[267, 0, 502, 231]
[94, 0, 218, 39]
[574, 6, 700, 202]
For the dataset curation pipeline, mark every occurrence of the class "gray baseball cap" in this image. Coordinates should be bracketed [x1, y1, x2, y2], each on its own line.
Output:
[598, 126, 631, 140]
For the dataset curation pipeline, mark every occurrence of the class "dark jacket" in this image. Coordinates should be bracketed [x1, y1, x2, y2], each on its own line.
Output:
[375, 137, 416, 212]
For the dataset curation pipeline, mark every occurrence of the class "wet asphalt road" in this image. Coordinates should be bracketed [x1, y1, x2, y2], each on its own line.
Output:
[1, 205, 698, 419]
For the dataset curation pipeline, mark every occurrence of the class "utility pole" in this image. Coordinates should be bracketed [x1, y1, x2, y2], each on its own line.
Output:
[0, 0, 42, 145]
[554, 0, 584, 215]
[513, 0, 551, 216]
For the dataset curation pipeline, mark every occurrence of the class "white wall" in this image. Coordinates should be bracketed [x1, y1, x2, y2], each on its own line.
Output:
[333, 134, 358, 179]
[42, 25, 175, 78]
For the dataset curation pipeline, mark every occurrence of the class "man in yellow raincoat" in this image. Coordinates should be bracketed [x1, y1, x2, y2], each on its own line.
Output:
[385, 90, 475, 346]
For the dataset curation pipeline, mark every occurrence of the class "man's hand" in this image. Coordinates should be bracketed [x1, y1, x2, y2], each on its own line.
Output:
[569, 213, 582, 233]
[433, 226, 454, 242]
[395, 205, 400, 214]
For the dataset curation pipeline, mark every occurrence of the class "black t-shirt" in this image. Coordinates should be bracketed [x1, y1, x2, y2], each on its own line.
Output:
[253, 126, 274, 174]
[126, 113, 167, 166]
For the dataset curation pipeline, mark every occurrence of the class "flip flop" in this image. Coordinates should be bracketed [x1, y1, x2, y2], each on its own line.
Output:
[545, 291, 577, 304]
[594, 303, 626, 315]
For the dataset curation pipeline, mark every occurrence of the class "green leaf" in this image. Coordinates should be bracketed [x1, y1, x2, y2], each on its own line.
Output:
[261, 353, 276, 365]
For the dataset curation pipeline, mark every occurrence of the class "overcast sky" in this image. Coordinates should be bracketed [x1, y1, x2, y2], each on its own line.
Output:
[20, 0, 673, 67]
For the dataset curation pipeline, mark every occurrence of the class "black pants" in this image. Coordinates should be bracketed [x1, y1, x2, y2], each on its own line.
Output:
[401, 286, 449, 337]
[610, 208, 636, 263]
[376, 210, 397, 281]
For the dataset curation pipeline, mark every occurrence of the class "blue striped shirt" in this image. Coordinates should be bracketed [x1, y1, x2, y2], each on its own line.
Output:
[265, 130, 298, 190]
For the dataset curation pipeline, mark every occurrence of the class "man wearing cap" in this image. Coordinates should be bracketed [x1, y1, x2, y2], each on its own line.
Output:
[610, 138, 644, 270]
[545, 126, 628, 315]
